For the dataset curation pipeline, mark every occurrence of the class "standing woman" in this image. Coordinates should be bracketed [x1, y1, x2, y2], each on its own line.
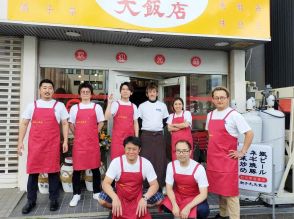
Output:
[167, 97, 193, 161]
[69, 82, 105, 207]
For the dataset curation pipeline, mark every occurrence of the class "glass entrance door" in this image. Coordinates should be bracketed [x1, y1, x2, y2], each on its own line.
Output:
[158, 76, 186, 113]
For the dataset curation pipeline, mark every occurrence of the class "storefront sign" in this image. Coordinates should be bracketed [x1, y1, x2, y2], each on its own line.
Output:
[238, 144, 272, 193]
[75, 49, 87, 61]
[116, 52, 128, 63]
[7, 0, 270, 40]
[191, 56, 201, 67]
[96, 0, 208, 28]
[154, 54, 165, 65]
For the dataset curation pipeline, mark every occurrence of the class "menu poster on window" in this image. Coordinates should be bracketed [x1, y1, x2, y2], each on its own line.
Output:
[238, 144, 273, 193]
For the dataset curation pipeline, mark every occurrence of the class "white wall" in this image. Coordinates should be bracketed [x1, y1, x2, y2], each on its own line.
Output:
[230, 50, 246, 113]
[19, 36, 38, 191]
[0, 0, 7, 21]
[39, 40, 228, 75]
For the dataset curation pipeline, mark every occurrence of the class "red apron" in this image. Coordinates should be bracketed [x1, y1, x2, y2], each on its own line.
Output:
[111, 102, 134, 160]
[113, 156, 151, 219]
[207, 110, 239, 196]
[27, 101, 60, 174]
[161, 161, 200, 218]
[73, 103, 100, 170]
[171, 111, 193, 161]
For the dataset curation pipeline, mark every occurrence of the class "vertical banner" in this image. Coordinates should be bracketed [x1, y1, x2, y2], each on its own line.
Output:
[238, 144, 272, 193]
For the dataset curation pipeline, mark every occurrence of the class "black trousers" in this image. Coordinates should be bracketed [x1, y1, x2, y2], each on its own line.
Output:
[27, 172, 59, 203]
[72, 167, 101, 195]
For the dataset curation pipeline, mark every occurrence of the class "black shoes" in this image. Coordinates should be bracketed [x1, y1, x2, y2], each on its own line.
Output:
[214, 213, 229, 219]
[50, 200, 59, 211]
[22, 202, 36, 214]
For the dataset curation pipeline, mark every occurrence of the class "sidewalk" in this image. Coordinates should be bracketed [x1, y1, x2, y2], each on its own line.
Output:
[1, 188, 294, 219]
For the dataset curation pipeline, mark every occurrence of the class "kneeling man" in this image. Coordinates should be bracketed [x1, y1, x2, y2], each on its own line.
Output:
[161, 140, 210, 219]
[99, 136, 163, 219]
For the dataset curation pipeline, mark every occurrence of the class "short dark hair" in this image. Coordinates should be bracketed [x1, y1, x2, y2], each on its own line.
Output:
[172, 97, 184, 112]
[146, 82, 158, 94]
[78, 82, 94, 95]
[39, 79, 54, 89]
[123, 136, 141, 148]
[120, 82, 134, 93]
[211, 86, 230, 98]
[175, 140, 192, 150]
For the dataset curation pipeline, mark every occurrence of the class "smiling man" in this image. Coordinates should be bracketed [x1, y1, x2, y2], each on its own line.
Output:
[105, 82, 139, 160]
[99, 136, 162, 219]
[18, 79, 69, 214]
[161, 140, 209, 219]
[206, 86, 254, 219]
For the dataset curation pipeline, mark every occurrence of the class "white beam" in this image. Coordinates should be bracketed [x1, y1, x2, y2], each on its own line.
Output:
[18, 36, 38, 191]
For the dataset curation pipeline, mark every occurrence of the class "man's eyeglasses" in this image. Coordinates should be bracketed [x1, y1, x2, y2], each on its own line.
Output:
[176, 149, 190, 154]
[81, 90, 91, 94]
[213, 96, 227, 101]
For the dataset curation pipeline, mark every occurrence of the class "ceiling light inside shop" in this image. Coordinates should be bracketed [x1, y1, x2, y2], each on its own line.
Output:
[94, 74, 98, 76]
[139, 37, 153, 43]
[65, 31, 81, 37]
[78, 75, 81, 78]
[215, 42, 229, 47]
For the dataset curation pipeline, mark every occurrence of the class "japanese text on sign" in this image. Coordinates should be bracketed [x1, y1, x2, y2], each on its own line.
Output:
[238, 144, 272, 193]
[96, 0, 208, 28]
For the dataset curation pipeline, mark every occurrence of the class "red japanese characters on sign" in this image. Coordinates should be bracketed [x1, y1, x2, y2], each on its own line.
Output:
[96, 0, 208, 29]
[116, 52, 128, 63]
[75, 49, 87, 61]
[154, 54, 165, 65]
[191, 56, 201, 67]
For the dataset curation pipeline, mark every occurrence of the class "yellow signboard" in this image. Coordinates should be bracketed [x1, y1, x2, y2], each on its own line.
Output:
[7, 0, 270, 40]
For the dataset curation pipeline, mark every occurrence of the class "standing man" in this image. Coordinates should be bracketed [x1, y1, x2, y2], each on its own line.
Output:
[99, 136, 160, 219]
[138, 82, 169, 190]
[18, 79, 69, 214]
[161, 140, 209, 219]
[68, 82, 105, 207]
[206, 86, 254, 219]
[105, 82, 139, 160]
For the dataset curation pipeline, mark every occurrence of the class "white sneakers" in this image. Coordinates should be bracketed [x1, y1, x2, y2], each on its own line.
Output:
[93, 193, 100, 201]
[69, 194, 81, 207]
[69, 193, 100, 207]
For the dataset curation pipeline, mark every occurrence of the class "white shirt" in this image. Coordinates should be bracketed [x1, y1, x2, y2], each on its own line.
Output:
[167, 111, 192, 127]
[138, 100, 169, 131]
[205, 107, 251, 137]
[166, 159, 209, 188]
[106, 155, 157, 182]
[22, 99, 69, 123]
[111, 100, 139, 120]
[69, 102, 105, 124]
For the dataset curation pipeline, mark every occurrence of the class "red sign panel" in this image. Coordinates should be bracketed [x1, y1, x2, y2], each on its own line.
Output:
[116, 52, 128, 63]
[191, 56, 201, 67]
[75, 49, 87, 61]
[154, 54, 165, 65]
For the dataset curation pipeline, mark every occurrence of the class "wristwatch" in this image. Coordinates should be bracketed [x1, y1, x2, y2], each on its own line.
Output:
[142, 195, 148, 201]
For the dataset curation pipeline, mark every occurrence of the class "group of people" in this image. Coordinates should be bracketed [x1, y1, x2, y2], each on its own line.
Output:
[18, 79, 253, 219]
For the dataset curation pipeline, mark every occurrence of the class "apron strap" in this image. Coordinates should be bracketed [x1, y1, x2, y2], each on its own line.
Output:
[223, 109, 235, 120]
[34, 101, 37, 108]
[192, 163, 200, 176]
[172, 161, 176, 175]
[117, 101, 120, 106]
[93, 103, 96, 109]
[209, 111, 213, 121]
[77, 103, 80, 110]
[120, 156, 124, 172]
[139, 156, 142, 174]
[53, 101, 58, 109]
